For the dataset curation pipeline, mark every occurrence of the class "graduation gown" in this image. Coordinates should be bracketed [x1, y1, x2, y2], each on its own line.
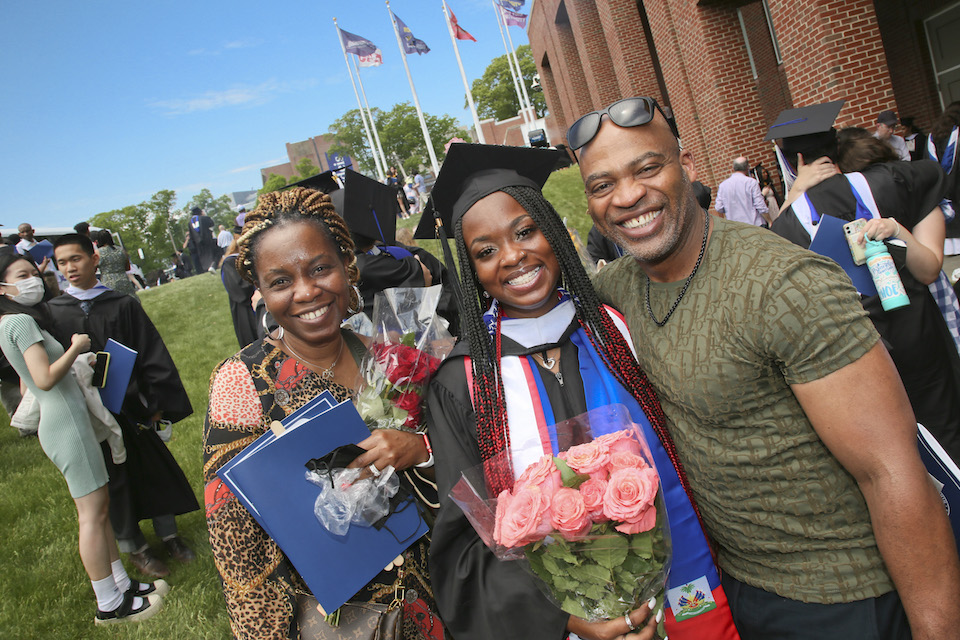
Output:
[356, 247, 425, 318]
[46, 290, 198, 525]
[221, 255, 258, 348]
[426, 317, 589, 640]
[772, 160, 960, 461]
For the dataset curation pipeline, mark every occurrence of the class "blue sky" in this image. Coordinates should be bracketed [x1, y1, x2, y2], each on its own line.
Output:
[0, 0, 532, 229]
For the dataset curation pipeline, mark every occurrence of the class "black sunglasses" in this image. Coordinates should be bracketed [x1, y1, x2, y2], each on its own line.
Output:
[566, 97, 679, 150]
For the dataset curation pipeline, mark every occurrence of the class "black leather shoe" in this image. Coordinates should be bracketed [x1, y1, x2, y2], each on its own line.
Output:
[128, 578, 170, 599]
[164, 536, 196, 563]
[94, 592, 163, 625]
[128, 549, 170, 578]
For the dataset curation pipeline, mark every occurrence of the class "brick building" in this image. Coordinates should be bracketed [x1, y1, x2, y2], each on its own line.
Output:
[528, 0, 960, 194]
[259, 134, 339, 185]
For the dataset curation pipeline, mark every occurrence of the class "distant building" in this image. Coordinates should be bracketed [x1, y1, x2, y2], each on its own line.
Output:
[478, 112, 559, 148]
[260, 134, 340, 185]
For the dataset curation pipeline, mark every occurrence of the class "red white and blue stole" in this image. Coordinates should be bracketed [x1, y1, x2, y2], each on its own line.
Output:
[478, 296, 740, 639]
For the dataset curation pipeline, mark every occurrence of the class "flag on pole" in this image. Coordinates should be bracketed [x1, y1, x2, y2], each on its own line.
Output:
[499, 6, 528, 28]
[449, 7, 477, 42]
[339, 28, 379, 57]
[495, 0, 526, 11]
[358, 49, 383, 67]
[393, 13, 431, 55]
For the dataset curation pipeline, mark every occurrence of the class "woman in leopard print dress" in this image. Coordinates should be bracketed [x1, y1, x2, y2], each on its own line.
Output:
[202, 187, 444, 640]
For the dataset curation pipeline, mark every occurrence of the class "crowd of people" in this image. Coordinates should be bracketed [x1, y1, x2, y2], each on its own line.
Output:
[3, 95, 960, 638]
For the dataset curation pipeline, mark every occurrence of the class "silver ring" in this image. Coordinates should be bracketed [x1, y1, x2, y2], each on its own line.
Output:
[368, 463, 381, 477]
[624, 612, 637, 632]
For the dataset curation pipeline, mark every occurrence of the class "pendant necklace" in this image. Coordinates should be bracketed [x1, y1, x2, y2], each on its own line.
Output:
[533, 350, 563, 387]
[645, 210, 710, 327]
[279, 333, 344, 381]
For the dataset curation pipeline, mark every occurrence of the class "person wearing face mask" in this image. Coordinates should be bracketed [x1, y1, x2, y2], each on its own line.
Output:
[0, 254, 167, 625]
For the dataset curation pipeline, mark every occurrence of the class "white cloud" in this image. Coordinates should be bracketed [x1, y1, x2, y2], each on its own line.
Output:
[188, 38, 263, 56]
[148, 79, 316, 116]
[228, 157, 288, 174]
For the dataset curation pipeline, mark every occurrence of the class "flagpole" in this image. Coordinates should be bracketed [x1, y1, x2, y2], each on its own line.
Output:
[501, 7, 536, 125]
[352, 56, 391, 178]
[333, 18, 385, 180]
[387, 2, 440, 176]
[442, 0, 485, 144]
[491, 0, 531, 128]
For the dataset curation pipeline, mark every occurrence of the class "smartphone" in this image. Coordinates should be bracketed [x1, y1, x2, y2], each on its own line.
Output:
[92, 351, 111, 388]
[843, 219, 868, 266]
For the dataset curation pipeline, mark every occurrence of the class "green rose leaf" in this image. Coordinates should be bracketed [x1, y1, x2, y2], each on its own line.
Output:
[560, 596, 589, 620]
[553, 457, 590, 489]
[543, 540, 579, 565]
[629, 532, 654, 559]
[584, 534, 629, 570]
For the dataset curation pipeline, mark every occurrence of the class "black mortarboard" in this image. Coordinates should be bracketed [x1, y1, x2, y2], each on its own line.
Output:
[329, 169, 401, 245]
[765, 101, 845, 167]
[284, 170, 342, 194]
[413, 143, 564, 240]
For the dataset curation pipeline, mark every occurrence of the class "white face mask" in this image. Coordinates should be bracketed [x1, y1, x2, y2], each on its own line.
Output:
[1, 276, 45, 306]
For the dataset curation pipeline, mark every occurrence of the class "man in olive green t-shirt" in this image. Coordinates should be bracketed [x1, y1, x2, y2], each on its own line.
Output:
[569, 100, 960, 640]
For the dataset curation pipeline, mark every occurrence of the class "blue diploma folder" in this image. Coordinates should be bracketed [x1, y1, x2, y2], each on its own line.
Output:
[26, 240, 54, 264]
[807, 215, 878, 297]
[217, 392, 428, 613]
[99, 338, 137, 414]
[917, 425, 960, 551]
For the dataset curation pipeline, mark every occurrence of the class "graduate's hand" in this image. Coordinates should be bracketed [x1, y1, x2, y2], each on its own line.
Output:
[856, 217, 901, 246]
[566, 597, 661, 640]
[791, 154, 838, 194]
[349, 428, 429, 477]
[70, 333, 91, 354]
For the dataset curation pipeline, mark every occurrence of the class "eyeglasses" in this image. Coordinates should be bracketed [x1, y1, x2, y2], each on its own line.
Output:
[565, 97, 679, 150]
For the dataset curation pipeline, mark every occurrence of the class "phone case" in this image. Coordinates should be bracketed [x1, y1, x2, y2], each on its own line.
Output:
[843, 219, 868, 266]
[92, 352, 111, 388]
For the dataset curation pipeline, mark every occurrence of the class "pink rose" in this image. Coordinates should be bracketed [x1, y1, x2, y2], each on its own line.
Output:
[514, 455, 562, 498]
[609, 450, 647, 472]
[578, 477, 609, 522]
[594, 429, 643, 457]
[602, 467, 659, 527]
[495, 486, 553, 548]
[561, 441, 609, 475]
[550, 487, 593, 541]
[614, 507, 658, 534]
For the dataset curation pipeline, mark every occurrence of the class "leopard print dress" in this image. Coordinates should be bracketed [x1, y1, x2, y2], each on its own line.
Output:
[203, 333, 444, 640]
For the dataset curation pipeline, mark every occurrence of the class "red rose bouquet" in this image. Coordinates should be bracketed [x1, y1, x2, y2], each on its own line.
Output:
[452, 405, 671, 624]
[355, 286, 454, 433]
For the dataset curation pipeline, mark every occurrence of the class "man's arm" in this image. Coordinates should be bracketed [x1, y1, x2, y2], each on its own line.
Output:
[713, 183, 726, 214]
[750, 180, 771, 225]
[791, 343, 960, 640]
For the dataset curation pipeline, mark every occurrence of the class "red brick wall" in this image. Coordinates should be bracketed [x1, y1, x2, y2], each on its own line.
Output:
[565, 0, 621, 108]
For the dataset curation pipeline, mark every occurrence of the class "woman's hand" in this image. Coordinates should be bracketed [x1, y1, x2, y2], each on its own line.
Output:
[70, 333, 91, 353]
[566, 598, 661, 640]
[857, 217, 901, 246]
[349, 429, 429, 475]
[780, 154, 839, 214]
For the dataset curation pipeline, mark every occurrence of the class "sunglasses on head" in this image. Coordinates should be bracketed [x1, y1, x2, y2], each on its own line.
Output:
[566, 97, 679, 150]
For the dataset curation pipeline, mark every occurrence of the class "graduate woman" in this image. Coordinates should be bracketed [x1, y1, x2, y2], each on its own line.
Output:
[421, 145, 739, 640]
[0, 254, 166, 625]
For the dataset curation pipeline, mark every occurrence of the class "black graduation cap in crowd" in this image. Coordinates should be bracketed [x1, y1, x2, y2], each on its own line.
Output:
[284, 170, 342, 194]
[764, 100, 845, 162]
[413, 143, 564, 240]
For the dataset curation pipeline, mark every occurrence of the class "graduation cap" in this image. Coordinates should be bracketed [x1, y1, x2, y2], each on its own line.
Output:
[335, 169, 402, 246]
[284, 170, 342, 194]
[413, 143, 564, 240]
[765, 101, 845, 167]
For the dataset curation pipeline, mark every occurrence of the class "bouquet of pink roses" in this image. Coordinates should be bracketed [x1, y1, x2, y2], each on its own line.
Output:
[452, 405, 670, 623]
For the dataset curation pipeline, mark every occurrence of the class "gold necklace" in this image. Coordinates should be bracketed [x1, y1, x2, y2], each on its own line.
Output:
[279, 333, 344, 381]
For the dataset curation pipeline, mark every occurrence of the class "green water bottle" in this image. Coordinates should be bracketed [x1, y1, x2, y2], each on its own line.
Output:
[865, 240, 909, 311]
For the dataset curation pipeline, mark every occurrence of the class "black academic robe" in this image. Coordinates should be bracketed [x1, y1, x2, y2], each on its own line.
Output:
[221, 255, 258, 348]
[772, 160, 960, 461]
[425, 321, 589, 640]
[46, 290, 198, 526]
[356, 247, 427, 318]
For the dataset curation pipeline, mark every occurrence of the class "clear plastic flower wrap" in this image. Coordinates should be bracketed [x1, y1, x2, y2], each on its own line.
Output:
[451, 404, 672, 623]
[354, 285, 455, 433]
[306, 462, 400, 537]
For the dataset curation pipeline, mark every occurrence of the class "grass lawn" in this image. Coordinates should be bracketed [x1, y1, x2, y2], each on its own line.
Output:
[0, 169, 592, 638]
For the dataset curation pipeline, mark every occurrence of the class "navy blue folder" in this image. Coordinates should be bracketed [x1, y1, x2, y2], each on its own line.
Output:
[917, 425, 960, 551]
[217, 391, 429, 613]
[807, 214, 878, 297]
[99, 338, 137, 414]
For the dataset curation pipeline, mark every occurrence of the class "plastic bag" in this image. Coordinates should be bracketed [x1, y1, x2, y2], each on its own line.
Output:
[451, 404, 671, 622]
[307, 464, 400, 537]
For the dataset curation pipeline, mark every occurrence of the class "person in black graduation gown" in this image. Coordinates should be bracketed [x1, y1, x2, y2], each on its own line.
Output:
[769, 107, 960, 462]
[48, 233, 199, 578]
[219, 230, 258, 348]
[421, 144, 663, 640]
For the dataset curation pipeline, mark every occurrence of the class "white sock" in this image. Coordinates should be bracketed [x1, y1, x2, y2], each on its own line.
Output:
[91, 576, 123, 612]
[111, 559, 132, 592]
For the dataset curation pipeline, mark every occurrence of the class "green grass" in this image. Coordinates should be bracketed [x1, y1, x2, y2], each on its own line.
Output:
[0, 272, 236, 639]
[0, 169, 593, 638]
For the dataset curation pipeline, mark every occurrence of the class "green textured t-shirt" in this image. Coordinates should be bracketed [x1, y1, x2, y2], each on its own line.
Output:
[593, 216, 892, 604]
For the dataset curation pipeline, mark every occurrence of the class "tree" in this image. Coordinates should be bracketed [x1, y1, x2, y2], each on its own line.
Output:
[90, 190, 180, 274]
[294, 157, 320, 180]
[185, 188, 235, 229]
[259, 173, 288, 196]
[469, 45, 547, 121]
[328, 103, 471, 177]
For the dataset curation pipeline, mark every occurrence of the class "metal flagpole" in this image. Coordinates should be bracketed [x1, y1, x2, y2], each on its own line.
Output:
[501, 7, 536, 125]
[442, 0, 485, 144]
[333, 18, 385, 181]
[352, 56, 391, 177]
[387, 1, 440, 176]
[491, 0, 530, 127]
